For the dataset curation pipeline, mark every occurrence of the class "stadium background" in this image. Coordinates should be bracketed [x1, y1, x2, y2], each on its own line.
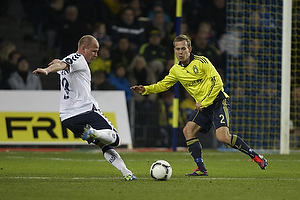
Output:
[0, 0, 299, 150]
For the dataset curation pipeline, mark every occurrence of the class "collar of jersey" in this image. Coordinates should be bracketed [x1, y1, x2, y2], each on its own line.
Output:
[179, 53, 194, 67]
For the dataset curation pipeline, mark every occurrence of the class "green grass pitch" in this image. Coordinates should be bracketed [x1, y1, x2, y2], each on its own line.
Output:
[0, 149, 299, 200]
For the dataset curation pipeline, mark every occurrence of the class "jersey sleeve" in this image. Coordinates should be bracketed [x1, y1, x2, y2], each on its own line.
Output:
[199, 60, 226, 107]
[142, 67, 178, 95]
[61, 53, 86, 73]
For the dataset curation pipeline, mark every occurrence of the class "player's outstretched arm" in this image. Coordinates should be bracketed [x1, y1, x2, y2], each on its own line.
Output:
[33, 60, 68, 76]
[130, 85, 146, 94]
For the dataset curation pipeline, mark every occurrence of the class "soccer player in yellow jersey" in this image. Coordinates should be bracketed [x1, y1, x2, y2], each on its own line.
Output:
[131, 34, 267, 176]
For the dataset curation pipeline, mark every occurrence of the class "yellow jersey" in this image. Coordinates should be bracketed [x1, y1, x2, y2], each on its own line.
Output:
[143, 54, 229, 108]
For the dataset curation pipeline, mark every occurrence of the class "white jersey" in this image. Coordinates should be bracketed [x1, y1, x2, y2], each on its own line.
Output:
[58, 53, 99, 121]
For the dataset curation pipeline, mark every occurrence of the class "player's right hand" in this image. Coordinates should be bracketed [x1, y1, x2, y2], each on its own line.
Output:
[130, 85, 145, 94]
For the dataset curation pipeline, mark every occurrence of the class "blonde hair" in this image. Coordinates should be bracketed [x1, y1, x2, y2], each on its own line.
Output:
[129, 55, 147, 69]
[0, 41, 16, 61]
[173, 34, 191, 48]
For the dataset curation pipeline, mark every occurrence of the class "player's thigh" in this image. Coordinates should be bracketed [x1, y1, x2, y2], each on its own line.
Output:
[88, 110, 116, 131]
[62, 110, 115, 137]
[188, 109, 212, 134]
[213, 98, 230, 129]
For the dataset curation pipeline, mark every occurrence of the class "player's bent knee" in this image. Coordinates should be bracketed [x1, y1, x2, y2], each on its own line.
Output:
[182, 127, 191, 139]
[110, 133, 122, 147]
[97, 129, 120, 146]
[183, 125, 198, 140]
[183, 122, 201, 140]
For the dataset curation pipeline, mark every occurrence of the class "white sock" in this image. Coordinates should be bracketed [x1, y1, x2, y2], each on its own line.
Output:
[103, 148, 132, 177]
[93, 129, 118, 145]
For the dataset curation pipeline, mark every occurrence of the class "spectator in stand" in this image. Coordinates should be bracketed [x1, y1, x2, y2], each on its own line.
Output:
[110, 36, 135, 69]
[147, 2, 171, 24]
[102, 0, 124, 23]
[183, 0, 209, 34]
[127, 55, 157, 104]
[139, 29, 171, 79]
[197, 21, 218, 46]
[167, 0, 209, 34]
[0, 41, 17, 88]
[42, 0, 64, 60]
[192, 31, 224, 81]
[192, 31, 221, 68]
[158, 58, 174, 81]
[89, 45, 112, 75]
[6, 50, 21, 70]
[108, 63, 132, 103]
[0, 41, 16, 66]
[291, 2, 300, 86]
[58, 5, 89, 57]
[203, 0, 226, 40]
[170, 21, 191, 42]
[218, 23, 243, 59]
[91, 70, 116, 90]
[92, 22, 113, 48]
[20, 0, 48, 39]
[146, 9, 172, 49]
[0, 49, 21, 89]
[7, 56, 42, 90]
[111, 7, 145, 52]
[240, 55, 260, 98]
[128, 0, 146, 20]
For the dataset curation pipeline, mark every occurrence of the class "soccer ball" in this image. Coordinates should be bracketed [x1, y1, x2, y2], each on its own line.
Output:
[150, 160, 172, 180]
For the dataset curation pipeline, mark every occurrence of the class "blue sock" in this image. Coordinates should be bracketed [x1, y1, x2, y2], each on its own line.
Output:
[187, 138, 206, 172]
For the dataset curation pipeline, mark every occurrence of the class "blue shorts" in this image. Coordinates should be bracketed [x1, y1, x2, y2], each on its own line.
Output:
[62, 109, 117, 144]
[189, 97, 230, 134]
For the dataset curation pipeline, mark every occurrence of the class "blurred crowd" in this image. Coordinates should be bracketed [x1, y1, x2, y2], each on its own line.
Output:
[0, 0, 227, 90]
[0, 0, 226, 147]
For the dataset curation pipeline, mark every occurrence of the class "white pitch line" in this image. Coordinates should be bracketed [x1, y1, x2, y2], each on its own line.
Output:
[5, 156, 300, 163]
[6, 156, 106, 162]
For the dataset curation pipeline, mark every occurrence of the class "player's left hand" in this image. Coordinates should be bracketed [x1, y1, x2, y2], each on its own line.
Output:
[33, 68, 48, 76]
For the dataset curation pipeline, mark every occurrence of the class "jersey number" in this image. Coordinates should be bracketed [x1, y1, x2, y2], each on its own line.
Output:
[219, 114, 225, 124]
[61, 77, 70, 99]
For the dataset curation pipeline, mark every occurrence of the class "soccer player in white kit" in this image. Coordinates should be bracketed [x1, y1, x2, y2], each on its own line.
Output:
[33, 35, 137, 181]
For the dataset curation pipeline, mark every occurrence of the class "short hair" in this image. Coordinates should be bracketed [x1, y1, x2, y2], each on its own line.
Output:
[173, 34, 191, 48]
[65, 5, 78, 14]
[78, 35, 97, 48]
[17, 56, 28, 64]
